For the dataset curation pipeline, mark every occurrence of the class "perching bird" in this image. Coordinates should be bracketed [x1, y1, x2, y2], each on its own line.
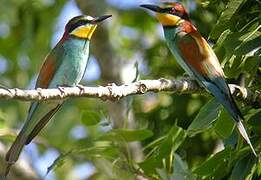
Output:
[140, 2, 257, 156]
[5, 14, 111, 176]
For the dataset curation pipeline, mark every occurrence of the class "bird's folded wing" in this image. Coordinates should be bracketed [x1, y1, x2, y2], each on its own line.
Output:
[36, 45, 65, 89]
[25, 103, 62, 144]
[177, 31, 244, 120]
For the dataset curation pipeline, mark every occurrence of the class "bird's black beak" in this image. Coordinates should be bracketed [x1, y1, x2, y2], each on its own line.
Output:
[91, 15, 112, 24]
[140, 4, 162, 13]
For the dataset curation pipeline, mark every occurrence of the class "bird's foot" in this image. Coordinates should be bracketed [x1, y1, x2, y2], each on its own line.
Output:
[57, 86, 66, 97]
[76, 84, 85, 94]
[107, 82, 117, 86]
[182, 76, 194, 81]
[106, 83, 122, 101]
[0, 85, 12, 94]
[36, 87, 48, 100]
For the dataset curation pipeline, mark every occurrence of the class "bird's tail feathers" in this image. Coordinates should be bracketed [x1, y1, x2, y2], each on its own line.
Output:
[236, 120, 257, 157]
[225, 91, 257, 156]
[227, 92, 244, 121]
[4, 132, 27, 176]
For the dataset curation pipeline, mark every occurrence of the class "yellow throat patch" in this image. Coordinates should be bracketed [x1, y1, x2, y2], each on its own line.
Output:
[70, 25, 97, 39]
[156, 13, 183, 26]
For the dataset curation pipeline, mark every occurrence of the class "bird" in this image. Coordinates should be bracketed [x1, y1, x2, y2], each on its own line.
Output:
[140, 2, 257, 156]
[4, 14, 112, 176]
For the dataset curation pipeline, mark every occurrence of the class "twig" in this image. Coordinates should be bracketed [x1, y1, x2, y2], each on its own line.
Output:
[0, 78, 259, 108]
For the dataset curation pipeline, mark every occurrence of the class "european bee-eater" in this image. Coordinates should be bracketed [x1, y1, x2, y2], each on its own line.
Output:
[141, 2, 257, 156]
[5, 14, 111, 175]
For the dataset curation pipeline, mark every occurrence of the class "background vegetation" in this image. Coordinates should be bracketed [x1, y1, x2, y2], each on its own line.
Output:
[0, 0, 260, 179]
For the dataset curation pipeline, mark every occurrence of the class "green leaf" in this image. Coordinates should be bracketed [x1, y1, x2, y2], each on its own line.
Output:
[140, 157, 161, 175]
[188, 98, 221, 137]
[0, 110, 7, 128]
[223, 29, 261, 57]
[46, 151, 72, 175]
[139, 125, 186, 175]
[214, 29, 231, 52]
[234, 34, 261, 56]
[241, 56, 261, 79]
[214, 29, 231, 62]
[210, 0, 245, 39]
[193, 148, 232, 178]
[81, 110, 101, 126]
[230, 155, 257, 180]
[172, 153, 196, 180]
[0, 129, 16, 142]
[214, 108, 235, 138]
[70, 141, 120, 160]
[217, 29, 261, 76]
[223, 129, 238, 149]
[248, 109, 261, 127]
[99, 129, 153, 142]
[247, 109, 261, 134]
[93, 157, 134, 179]
[157, 125, 187, 159]
[257, 161, 261, 176]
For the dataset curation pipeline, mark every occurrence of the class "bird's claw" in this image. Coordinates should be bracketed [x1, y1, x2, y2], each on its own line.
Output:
[107, 82, 117, 87]
[182, 76, 194, 81]
[1, 86, 12, 94]
[36, 88, 47, 100]
[57, 86, 66, 97]
[76, 84, 85, 94]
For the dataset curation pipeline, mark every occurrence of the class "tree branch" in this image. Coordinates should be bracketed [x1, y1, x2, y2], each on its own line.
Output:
[0, 78, 260, 108]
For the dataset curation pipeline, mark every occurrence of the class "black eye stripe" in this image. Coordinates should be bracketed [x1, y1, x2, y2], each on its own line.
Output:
[161, 7, 172, 13]
[68, 19, 89, 33]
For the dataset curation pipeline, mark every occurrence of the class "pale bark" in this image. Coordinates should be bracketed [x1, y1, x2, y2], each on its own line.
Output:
[0, 78, 259, 108]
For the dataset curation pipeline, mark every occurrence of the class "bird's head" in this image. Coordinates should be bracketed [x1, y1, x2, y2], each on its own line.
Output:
[65, 15, 111, 39]
[140, 2, 189, 26]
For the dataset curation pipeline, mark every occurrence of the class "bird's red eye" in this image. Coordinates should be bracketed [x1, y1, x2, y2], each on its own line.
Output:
[170, 7, 176, 14]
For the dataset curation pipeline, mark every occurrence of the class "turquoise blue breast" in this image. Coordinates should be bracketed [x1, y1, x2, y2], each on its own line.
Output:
[49, 37, 90, 88]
